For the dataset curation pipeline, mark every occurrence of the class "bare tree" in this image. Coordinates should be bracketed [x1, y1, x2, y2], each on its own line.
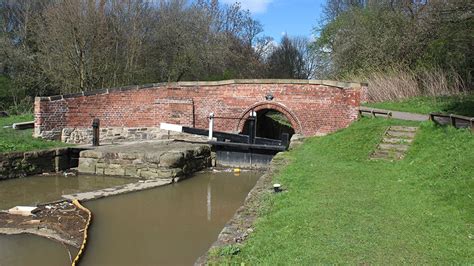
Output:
[266, 36, 315, 79]
[0, 0, 270, 107]
[37, 0, 113, 92]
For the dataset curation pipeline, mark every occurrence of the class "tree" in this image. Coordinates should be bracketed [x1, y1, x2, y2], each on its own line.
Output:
[314, 0, 473, 87]
[266, 36, 314, 79]
[0, 0, 270, 111]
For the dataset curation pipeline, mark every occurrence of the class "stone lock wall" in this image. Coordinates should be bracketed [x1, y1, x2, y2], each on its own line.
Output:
[78, 143, 211, 180]
[34, 80, 364, 143]
[0, 148, 83, 180]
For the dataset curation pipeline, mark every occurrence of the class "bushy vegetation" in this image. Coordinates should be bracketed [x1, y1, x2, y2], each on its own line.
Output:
[0, 75, 12, 110]
[0, 115, 69, 153]
[313, 0, 473, 101]
[210, 118, 474, 264]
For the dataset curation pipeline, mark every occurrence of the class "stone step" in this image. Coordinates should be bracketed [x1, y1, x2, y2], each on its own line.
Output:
[370, 150, 404, 160]
[370, 125, 418, 161]
[389, 126, 418, 132]
[378, 143, 410, 152]
[382, 137, 413, 144]
[385, 130, 416, 139]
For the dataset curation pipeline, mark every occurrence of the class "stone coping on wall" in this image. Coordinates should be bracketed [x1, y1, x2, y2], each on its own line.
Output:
[35, 79, 368, 102]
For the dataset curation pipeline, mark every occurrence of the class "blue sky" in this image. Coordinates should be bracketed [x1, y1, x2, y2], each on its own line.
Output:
[221, 0, 325, 41]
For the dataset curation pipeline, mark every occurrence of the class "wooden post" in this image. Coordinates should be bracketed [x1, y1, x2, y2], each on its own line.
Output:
[450, 114, 456, 127]
[471, 118, 474, 133]
[92, 118, 100, 146]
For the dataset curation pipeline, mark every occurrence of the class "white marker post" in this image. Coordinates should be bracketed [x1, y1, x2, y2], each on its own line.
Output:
[208, 112, 214, 140]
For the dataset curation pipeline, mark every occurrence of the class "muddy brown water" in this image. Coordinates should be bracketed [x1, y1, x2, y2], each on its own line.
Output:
[0, 234, 78, 266]
[0, 170, 260, 266]
[0, 174, 134, 210]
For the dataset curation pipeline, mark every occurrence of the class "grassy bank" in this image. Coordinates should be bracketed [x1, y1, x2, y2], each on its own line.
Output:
[0, 114, 69, 153]
[211, 118, 473, 264]
[363, 94, 474, 116]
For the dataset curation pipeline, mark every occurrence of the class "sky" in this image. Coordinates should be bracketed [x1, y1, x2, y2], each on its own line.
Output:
[221, 0, 326, 41]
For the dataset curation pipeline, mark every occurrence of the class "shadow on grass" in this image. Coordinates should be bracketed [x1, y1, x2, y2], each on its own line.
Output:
[443, 97, 474, 116]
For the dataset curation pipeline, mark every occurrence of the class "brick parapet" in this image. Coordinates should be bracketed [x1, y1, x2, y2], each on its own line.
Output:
[34, 79, 364, 140]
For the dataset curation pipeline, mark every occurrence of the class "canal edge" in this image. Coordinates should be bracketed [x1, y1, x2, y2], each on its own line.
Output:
[71, 199, 92, 266]
[196, 139, 303, 265]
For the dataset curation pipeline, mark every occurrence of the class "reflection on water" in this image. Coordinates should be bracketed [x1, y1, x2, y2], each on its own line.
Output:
[0, 170, 260, 266]
[0, 175, 134, 210]
[81, 170, 259, 266]
[0, 234, 77, 266]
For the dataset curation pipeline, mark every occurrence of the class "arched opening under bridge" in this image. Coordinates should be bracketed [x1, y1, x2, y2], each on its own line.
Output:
[241, 109, 295, 140]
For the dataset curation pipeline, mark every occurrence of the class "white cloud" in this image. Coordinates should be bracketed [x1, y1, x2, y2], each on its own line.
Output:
[220, 0, 273, 14]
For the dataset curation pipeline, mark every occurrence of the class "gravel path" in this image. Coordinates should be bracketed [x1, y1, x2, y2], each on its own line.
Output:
[359, 106, 429, 121]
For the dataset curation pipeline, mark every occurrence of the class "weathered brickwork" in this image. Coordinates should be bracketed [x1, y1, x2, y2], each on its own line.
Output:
[35, 80, 364, 141]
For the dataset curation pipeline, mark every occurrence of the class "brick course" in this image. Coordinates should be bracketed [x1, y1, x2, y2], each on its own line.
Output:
[34, 80, 363, 140]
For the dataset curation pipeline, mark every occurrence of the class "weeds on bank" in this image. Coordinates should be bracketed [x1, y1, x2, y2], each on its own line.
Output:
[211, 118, 473, 264]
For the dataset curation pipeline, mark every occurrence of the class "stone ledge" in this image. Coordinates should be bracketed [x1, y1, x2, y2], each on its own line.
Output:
[62, 178, 173, 202]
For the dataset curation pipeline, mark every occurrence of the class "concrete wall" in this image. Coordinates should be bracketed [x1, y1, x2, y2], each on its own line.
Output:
[34, 79, 365, 141]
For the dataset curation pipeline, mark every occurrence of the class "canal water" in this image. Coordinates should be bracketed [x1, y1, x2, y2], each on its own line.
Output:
[0, 174, 134, 210]
[0, 234, 77, 266]
[0, 170, 260, 265]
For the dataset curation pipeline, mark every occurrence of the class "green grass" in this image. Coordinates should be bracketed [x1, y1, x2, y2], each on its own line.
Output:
[0, 114, 70, 153]
[364, 94, 474, 116]
[211, 118, 473, 264]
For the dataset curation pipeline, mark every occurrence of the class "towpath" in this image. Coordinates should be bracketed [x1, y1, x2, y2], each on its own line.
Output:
[359, 106, 429, 121]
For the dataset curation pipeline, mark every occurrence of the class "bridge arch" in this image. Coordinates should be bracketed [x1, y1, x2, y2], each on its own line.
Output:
[235, 102, 303, 135]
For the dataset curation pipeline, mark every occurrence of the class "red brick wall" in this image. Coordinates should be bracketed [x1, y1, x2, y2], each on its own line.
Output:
[34, 80, 363, 140]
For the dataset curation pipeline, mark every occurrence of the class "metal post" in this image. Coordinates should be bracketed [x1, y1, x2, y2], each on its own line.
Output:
[248, 111, 257, 144]
[208, 113, 214, 140]
[92, 118, 100, 146]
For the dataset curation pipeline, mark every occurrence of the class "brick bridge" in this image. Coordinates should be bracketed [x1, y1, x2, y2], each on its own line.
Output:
[34, 79, 366, 144]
